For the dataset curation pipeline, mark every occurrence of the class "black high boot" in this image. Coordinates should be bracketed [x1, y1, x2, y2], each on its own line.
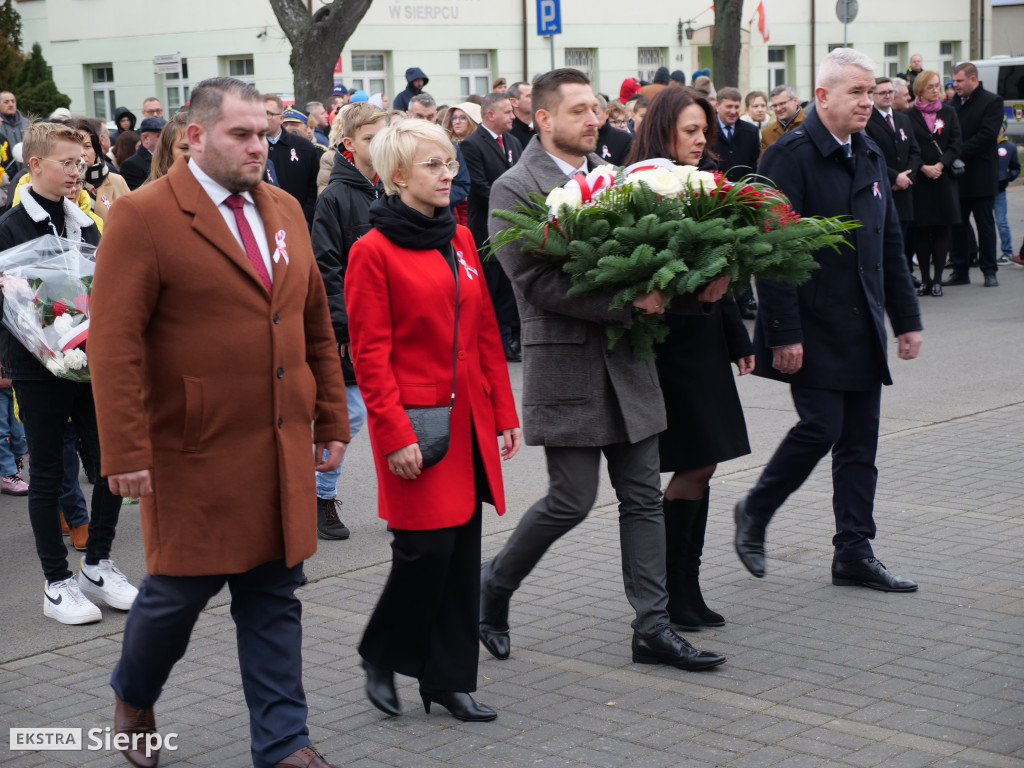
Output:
[685, 489, 725, 627]
[663, 496, 702, 631]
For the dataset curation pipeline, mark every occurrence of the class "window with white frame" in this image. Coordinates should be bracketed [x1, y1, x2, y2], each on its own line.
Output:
[459, 51, 491, 99]
[89, 64, 115, 121]
[224, 55, 255, 84]
[351, 52, 387, 96]
[164, 59, 189, 113]
[883, 43, 903, 78]
[565, 48, 594, 84]
[940, 41, 959, 81]
[767, 47, 788, 89]
[638, 47, 665, 84]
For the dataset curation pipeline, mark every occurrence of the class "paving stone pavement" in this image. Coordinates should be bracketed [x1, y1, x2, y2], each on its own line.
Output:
[3, 400, 1023, 767]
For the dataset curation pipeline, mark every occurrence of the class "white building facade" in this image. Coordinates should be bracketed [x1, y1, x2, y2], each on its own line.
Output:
[15, 0, 997, 122]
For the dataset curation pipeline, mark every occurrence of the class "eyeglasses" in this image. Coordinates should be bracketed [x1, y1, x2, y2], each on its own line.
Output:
[609, 118, 629, 128]
[450, 114, 468, 122]
[265, 110, 283, 118]
[414, 158, 460, 175]
[875, 89, 894, 97]
[769, 100, 794, 111]
[37, 157, 88, 175]
[143, 108, 163, 116]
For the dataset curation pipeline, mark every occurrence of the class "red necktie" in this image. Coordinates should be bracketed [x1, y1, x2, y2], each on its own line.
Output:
[886, 113, 894, 132]
[496, 135, 504, 152]
[224, 194, 272, 295]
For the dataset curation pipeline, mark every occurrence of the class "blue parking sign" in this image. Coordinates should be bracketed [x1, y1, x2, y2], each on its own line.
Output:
[537, 0, 562, 35]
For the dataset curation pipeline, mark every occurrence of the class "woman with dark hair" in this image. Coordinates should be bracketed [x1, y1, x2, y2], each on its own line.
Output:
[626, 85, 754, 631]
[147, 110, 190, 183]
[906, 69, 962, 296]
[69, 118, 130, 223]
[110, 130, 139, 170]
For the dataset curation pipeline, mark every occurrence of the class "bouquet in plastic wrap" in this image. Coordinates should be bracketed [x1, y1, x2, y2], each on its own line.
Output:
[0, 235, 97, 381]
[489, 158, 860, 359]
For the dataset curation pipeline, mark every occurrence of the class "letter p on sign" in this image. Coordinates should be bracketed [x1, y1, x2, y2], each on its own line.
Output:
[537, 0, 562, 35]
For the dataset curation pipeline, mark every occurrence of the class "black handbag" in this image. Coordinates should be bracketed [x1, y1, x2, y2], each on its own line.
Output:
[932, 137, 965, 177]
[403, 244, 458, 469]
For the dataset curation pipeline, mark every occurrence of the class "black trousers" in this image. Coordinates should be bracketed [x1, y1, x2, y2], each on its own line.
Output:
[359, 502, 483, 691]
[951, 195, 997, 277]
[745, 385, 881, 561]
[111, 559, 309, 768]
[14, 377, 121, 582]
[482, 259, 520, 343]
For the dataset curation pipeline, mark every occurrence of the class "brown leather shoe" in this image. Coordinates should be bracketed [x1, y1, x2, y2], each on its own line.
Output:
[114, 695, 159, 768]
[272, 745, 340, 767]
[70, 524, 89, 551]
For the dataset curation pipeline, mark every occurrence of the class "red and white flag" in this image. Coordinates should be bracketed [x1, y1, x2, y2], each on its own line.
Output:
[756, 0, 769, 42]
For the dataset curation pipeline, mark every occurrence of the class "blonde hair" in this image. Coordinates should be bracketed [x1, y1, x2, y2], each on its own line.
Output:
[371, 120, 455, 196]
[913, 69, 942, 99]
[440, 103, 480, 143]
[23, 122, 84, 170]
[339, 101, 387, 141]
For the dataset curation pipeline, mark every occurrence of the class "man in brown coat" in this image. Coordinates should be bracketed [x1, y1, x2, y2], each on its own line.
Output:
[760, 84, 806, 158]
[88, 77, 350, 768]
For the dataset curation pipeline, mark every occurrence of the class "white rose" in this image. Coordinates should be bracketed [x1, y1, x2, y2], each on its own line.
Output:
[545, 186, 583, 218]
[45, 356, 65, 375]
[688, 170, 717, 194]
[671, 165, 699, 184]
[631, 167, 683, 197]
[53, 313, 73, 335]
[63, 348, 87, 370]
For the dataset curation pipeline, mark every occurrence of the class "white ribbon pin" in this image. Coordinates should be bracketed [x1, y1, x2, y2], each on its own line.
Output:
[457, 251, 477, 280]
[273, 230, 289, 264]
[290, 147, 298, 162]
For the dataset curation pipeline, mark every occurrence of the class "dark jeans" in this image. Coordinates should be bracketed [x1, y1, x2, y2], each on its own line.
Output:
[745, 385, 881, 561]
[951, 195, 997, 277]
[111, 559, 308, 768]
[482, 259, 520, 343]
[14, 378, 121, 582]
[60, 422, 90, 528]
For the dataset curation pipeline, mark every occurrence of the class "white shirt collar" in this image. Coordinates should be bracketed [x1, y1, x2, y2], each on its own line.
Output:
[483, 125, 501, 141]
[547, 152, 588, 178]
[188, 158, 255, 208]
[875, 107, 893, 119]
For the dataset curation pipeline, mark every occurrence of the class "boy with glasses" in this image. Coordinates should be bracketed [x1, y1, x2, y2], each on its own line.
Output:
[0, 121, 137, 624]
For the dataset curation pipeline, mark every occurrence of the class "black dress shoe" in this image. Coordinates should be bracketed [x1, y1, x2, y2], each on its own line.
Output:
[420, 689, 497, 722]
[931, 283, 943, 297]
[942, 274, 970, 286]
[508, 338, 522, 357]
[984, 274, 999, 287]
[911, 275, 921, 289]
[479, 562, 511, 660]
[631, 626, 726, 670]
[916, 282, 930, 297]
[831, 558, 917, 592]
[362, 660, 400, 716]
[503, 340, 522, 362]
[733, 498, 766, 578]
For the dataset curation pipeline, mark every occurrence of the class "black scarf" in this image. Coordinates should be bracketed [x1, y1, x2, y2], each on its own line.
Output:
[84, 160, 109, 189]
[369, 193, 456, 251]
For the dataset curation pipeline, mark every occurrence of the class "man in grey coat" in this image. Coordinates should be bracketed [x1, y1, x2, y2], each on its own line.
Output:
[480, 68, 728, 671]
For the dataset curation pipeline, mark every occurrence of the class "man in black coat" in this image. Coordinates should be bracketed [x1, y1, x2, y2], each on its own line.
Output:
[119, 116, 165, 190]
[263, 93, 320, 227]
[393, 67, 428, 112]
[864, 76, 921, 280]
[712, 87, 760, 181]
[735, 49, 923, 594]
[595, 95, 633, 165]
[508, 81, 535, 149]
[460, 91, 523, 360]
[946, 62, 1004, 287]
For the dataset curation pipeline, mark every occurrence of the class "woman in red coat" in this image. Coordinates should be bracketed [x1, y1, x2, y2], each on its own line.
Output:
[346, 120, 521, 722]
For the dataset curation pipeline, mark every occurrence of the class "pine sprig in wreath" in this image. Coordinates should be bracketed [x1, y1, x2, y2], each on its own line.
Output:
[487, 162, 860, 359]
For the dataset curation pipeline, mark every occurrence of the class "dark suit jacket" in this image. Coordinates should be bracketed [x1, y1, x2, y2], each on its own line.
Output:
[864, 109, 921, 223]
[267, 129, 320, 226]
[461, 127, 523, 249]
[596, 122, 634, 166]
[754, 110, 922, 391]
[119, 147, 152, 191]
[952, 84, 1004, 198]
[509, 116, 534, 151]
[711, 119, 760, 181]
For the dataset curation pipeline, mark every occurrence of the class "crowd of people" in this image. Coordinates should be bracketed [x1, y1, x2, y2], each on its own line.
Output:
[0, 46, 1008, 768]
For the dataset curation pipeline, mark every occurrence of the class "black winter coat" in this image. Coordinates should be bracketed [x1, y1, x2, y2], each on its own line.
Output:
[953, 84, 1004, 198]
[711, 119, 760, 181]
[754, 110, 922, 391]
[906, 105, 962, 227]
[864, 109, 921, 223]
[310, 151, 383, 383]
[596, 122, 634, 166]
[460, 127, 523, 250]
[267, 129, 320, 226]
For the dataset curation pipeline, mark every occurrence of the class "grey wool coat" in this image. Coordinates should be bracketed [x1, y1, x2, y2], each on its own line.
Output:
[488, 136, 671, 447]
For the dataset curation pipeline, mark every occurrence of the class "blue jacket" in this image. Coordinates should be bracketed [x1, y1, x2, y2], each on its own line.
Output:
[997, 137, 1020, 190]
[753, 110, 922, 391]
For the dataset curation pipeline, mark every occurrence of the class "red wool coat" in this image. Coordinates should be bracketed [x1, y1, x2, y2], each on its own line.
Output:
[88, 159, 350, 576]
[346, 224, 519, 530]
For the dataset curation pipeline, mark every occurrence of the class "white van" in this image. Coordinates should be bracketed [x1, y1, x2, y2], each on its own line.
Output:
[968, 56, 1024, 140]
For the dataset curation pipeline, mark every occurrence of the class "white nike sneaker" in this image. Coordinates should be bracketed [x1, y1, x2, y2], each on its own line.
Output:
[43, 577, 102, 625]
[78, 558, 138, 611]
